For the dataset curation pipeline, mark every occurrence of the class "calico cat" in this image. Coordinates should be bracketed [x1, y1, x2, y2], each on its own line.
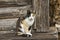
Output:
[17, 10, 36, 37]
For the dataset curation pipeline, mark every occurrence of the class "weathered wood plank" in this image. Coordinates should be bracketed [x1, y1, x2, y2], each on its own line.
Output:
[40, 0, 49, 32]
[0, 5, 30, 14]
[0, 33, 57, 40]
[0, 5, 31, 19]
[33, 0, 49, 32]
[0, 18, 18, 31]
[0, 0, 32, 6]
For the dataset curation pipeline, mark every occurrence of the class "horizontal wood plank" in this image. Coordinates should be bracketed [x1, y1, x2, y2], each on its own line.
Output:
[0, 5, 31, 19]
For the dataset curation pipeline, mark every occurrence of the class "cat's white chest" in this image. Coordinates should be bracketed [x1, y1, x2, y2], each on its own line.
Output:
[25, 18, 34, 26]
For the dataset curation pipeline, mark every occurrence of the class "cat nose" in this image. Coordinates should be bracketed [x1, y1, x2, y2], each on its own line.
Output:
[29, 18, 32, 20]
[29, 18, 33, 20]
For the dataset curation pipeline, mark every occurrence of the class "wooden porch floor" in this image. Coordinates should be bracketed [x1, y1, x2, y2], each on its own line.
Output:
[0, 33, 57, 40]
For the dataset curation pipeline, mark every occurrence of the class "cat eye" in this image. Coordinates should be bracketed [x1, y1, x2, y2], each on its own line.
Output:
[32, 13, 36, 16]
[32, 14, 35, 16]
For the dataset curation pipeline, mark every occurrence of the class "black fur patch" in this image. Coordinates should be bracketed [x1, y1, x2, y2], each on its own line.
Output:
[19, 26, 22, 28]
[28, 26, 32, 30]
[25, 10, 31, 18]
[18, 28, 22, 32]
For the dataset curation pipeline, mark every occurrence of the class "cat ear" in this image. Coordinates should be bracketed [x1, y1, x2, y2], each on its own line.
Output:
[27, 10, 31, 15]
[27, 9, 32, 12]
[25, 10, 31, 17]
[27, 10, 30, 13]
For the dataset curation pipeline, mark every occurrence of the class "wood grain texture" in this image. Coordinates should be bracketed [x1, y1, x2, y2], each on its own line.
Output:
[0, 5, 31, 19]
[33, 0, 49, 32]
[0, 33, 57, 40]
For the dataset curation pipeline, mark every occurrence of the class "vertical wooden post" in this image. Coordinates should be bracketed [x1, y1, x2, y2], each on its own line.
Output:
[33, 0, 49, 32]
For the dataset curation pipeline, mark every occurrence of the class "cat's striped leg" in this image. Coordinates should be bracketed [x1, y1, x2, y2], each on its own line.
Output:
[17, 32, 23, 35]
[17, 27, 24, 35]
[26, 31, 32, 37]
[26, 26, 32, 37]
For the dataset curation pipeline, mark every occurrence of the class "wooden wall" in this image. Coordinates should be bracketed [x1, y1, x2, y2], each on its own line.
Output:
[0, 5, 31, 31]
[0, 0, 50, 33]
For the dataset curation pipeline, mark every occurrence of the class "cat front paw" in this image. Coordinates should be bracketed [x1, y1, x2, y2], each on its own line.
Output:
[27, 34, 32, 37]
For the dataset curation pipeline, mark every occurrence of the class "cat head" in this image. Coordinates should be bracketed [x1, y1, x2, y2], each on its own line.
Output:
[26, 10, 36, 17]
[26, 10, 36, 21]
